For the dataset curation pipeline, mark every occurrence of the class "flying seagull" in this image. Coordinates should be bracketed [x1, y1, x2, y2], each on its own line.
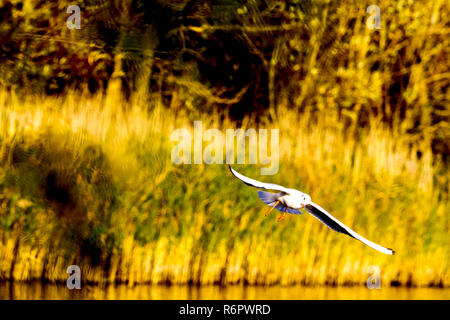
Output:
[229, 166, 395, 255]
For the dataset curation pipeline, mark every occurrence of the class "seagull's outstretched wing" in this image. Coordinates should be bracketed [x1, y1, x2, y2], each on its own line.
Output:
[229, 166, 290, 193]
[304, 202, 395, 255]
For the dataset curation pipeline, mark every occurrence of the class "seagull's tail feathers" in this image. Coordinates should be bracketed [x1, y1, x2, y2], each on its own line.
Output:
[258, 190, 280, 206]
[257, 191, 303, 214]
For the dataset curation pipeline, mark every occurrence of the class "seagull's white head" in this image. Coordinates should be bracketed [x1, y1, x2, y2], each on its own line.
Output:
[289, 190, 311, 207]
[301, 193, 312, 206]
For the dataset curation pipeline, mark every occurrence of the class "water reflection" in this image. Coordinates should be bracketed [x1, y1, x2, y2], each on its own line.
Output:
[0, 282, 448, 300]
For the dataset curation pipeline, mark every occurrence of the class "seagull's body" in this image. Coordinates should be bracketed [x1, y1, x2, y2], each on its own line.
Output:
[229, 166, 395, 255]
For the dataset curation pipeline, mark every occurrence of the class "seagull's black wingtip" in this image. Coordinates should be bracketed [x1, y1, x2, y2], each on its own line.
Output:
[389, 248, 396, 255]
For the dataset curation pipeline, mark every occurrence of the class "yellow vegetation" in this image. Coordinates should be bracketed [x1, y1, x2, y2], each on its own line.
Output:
[0, 89, 448, 287]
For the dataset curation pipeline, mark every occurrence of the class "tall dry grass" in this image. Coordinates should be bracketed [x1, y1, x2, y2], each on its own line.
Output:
[0, 88, 448, 287]
[0, 0, 448, 289]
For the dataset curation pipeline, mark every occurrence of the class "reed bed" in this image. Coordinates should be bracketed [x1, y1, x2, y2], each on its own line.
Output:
[0, 89, 448, 287]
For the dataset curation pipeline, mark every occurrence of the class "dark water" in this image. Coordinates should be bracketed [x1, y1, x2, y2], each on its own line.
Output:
[0, 282, 448, 300]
